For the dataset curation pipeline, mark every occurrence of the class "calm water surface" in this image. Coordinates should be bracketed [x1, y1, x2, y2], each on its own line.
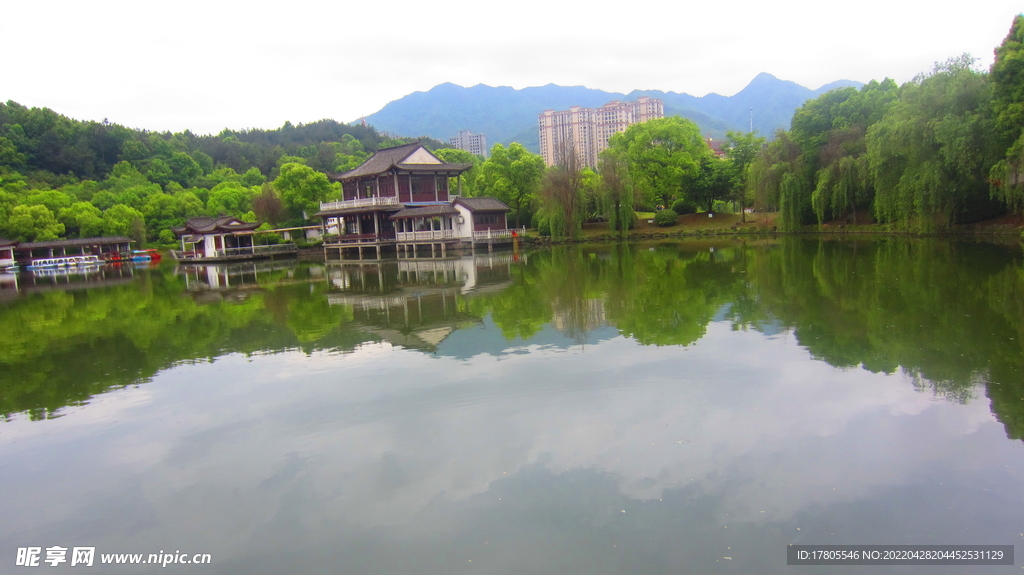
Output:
[1, 238, 1023, 574]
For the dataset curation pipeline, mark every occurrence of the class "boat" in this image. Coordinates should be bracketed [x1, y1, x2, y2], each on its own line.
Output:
[130, 249, 163, 262]
[26, 255, 102, 270]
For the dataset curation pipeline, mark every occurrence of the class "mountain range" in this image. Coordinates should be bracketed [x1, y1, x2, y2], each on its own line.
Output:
[360, 73, 863, 152]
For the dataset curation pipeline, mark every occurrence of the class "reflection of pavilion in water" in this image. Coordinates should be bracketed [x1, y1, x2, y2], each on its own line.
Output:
[326, 252, 525, 351]
[177, 260, 327, 291]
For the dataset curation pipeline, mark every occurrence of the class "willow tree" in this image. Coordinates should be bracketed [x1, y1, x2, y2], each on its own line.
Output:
[598, 148, 634, 235]
[748, 130, 801, 216]
[867, 55, 1001, 230]
[539, 139, 585, 239]
[990, 15, 1024, 212]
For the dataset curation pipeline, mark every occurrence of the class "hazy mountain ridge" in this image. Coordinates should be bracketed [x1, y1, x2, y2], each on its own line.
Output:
[361, 74, 864, 152]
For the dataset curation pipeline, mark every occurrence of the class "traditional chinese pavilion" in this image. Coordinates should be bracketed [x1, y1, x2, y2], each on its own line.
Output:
[317, 143, 519, 259]
[171, 217, 262, 261]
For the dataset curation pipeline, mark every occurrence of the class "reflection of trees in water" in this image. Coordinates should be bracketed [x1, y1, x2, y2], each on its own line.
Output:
[4, 240, 1024, 440]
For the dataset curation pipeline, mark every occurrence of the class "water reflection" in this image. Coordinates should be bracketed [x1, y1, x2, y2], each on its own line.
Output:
[2, 238, 1024, 573]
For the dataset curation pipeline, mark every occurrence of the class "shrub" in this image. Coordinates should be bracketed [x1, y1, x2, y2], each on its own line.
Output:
[532, 212, 551, 237]
[671, 199, 697, 215]
[712, 200, 734, 213]
[654, 209, 678, 227]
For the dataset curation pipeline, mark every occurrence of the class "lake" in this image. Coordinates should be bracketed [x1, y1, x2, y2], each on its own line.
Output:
[1, 237, 1023, 573]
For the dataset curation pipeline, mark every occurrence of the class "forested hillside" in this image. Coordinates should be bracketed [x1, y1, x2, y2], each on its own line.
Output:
[0, 102, 448, 244]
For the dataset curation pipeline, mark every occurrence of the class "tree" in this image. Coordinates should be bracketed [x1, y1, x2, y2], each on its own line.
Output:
[724, 131, 766, 221]
[683, 156, 737, 212]
[142, 193, 184, 241]
[22, 189, 73, 215]
[990, 15, 1024, 212]
[206, 181, 255, 217]
[102, 204, 145, 243]
[748, 131, 802, 216]
[253, 184, 286, 226]
[167, 152, 203, 187]
[434, 148, 482, 196]
[479, 143, 544, 228]
[608, 116, 709, 208]
[240, 167, 266, 187]
[175, 191, 206, 217]
[867, 55, 1001, 230]
[272, 163, 334, 224]
[59, 201, 104, 238]
[539, 139, 585, 239]
[5, 205, 64, 241]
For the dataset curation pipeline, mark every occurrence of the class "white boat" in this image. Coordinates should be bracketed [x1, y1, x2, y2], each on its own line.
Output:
[26, 255, 102, 270]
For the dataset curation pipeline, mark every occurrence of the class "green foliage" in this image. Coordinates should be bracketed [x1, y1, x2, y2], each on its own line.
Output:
[724, 131, 766, 216]
[683, 156, 737, 212]
[654, 208, 678, 226]
[778, 171, 811, 231]
[434, 147, 482, 196]
[3, 239, 1024, 443]
[608, 117, 709, 208]
[272, 163, 335, 224]
[671, 198, 696, 214]
[598, 149, 634, 235]
[868, 56, 1001, 229]
[479, 143, 544, 228]
[990, 16, 1024, 212]
[254, 222, 282, 245]
[102, 204, 145, 242]
[207, 181, 256, 217]
[240, 167, 266, 187]
[59, 201, 104, 238]
[531, 211, 551, 236]
[5, 204, 65, 241]
[23, 189, 73, 214]
[539, 141, 587, 240]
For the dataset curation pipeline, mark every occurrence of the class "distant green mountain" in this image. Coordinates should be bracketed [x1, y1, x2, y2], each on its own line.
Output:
[360, 74, 863, 152]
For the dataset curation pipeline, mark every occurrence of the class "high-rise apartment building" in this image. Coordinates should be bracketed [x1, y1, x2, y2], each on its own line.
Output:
[538, 97, 664, 168]
[449, 130, 489, 158]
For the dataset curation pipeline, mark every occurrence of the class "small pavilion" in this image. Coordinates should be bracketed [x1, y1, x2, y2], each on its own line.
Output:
[171, 217, 261, 259]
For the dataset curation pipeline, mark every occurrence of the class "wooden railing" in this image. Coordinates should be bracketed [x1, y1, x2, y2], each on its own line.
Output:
[396, 230, 455, 242]
[323, 233, 396, 245]
[172, 244, 298, 260]
[320, 197, 400, 211]
[473, 228, 523, 241]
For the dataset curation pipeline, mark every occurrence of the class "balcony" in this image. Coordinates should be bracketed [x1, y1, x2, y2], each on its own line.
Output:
[396, 230, 455, 242]
[473, 228, 522, 241]
[320, 196, 400, 211]
[323, 232, 396, 246]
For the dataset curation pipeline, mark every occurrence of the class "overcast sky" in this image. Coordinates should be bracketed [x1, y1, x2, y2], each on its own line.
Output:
[2, 0, 1020, 135]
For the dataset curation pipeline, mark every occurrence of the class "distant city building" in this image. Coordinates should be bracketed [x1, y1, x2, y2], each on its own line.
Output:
[449, 130, 489, 158]
[538, 97, 664, 168]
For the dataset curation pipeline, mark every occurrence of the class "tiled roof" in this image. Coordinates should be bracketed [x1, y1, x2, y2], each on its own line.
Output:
[0, 237, 17, 247]
[455, 197, 511, 212]
[330, 143, 471, 181]
[172, 217, 260, 235]
[17, 236, 133, 249]
[390, 205, 459, 219]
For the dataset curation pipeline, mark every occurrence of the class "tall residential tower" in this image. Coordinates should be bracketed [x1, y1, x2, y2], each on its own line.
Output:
[449, 130, 489, 158]
[538, 97, 663, 168]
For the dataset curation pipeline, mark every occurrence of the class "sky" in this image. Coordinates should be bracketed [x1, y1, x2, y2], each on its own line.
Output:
[2, 0, 1021, 136]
